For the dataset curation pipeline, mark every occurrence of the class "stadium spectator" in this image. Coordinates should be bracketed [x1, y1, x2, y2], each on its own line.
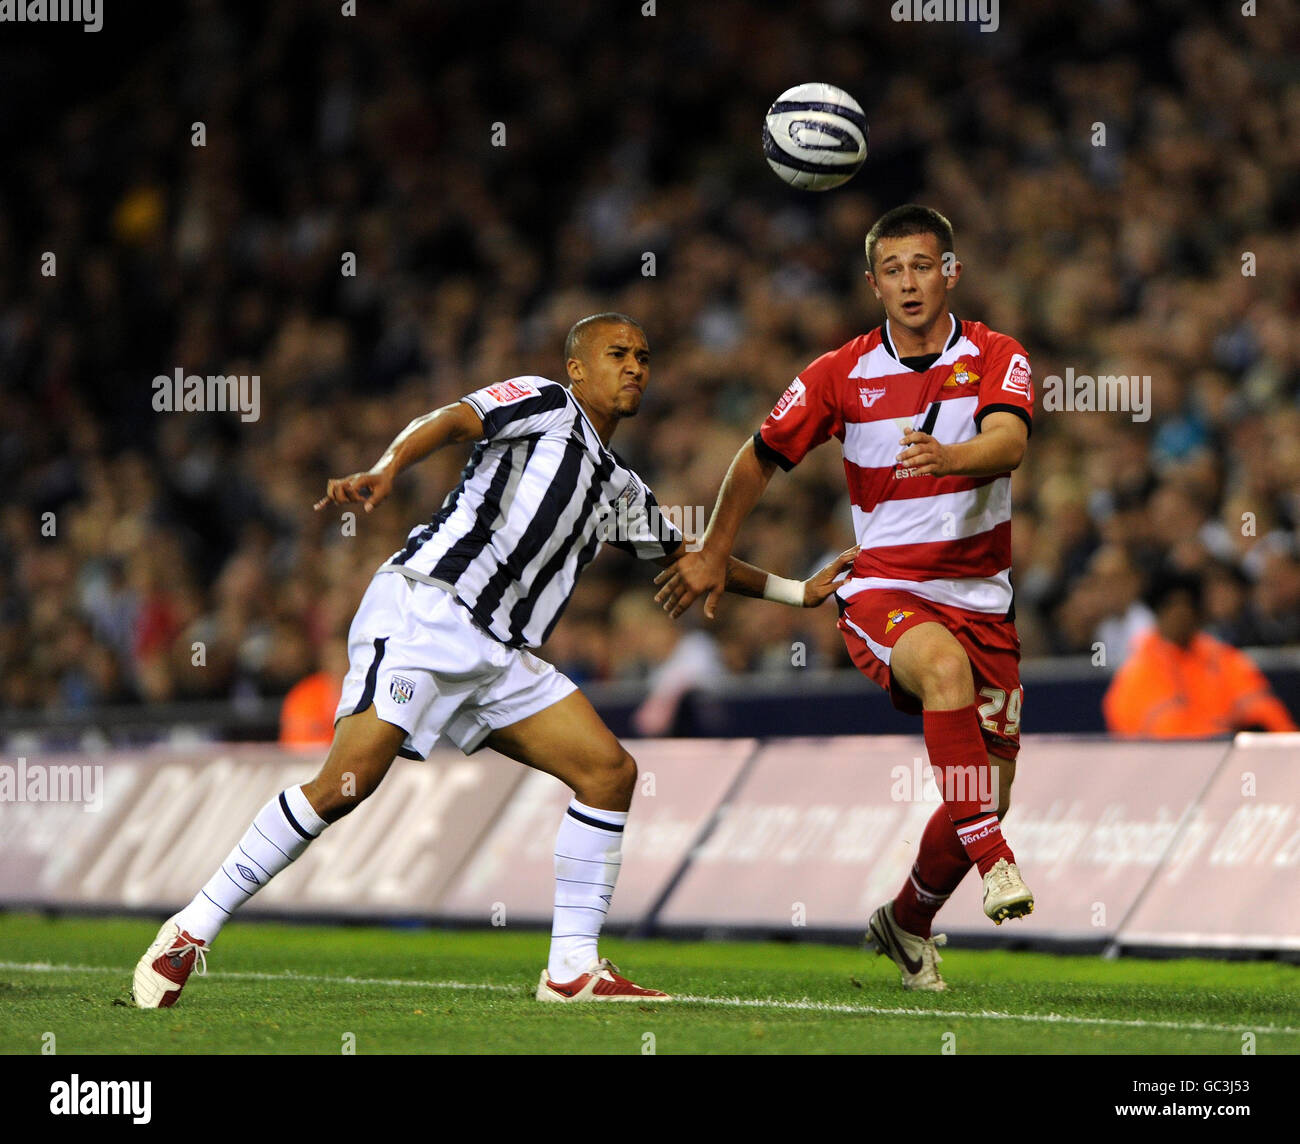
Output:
[1103, 570, 1298, 737]
[278, 637, 348, 748]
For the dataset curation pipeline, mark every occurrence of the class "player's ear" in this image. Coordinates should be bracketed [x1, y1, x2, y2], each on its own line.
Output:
[566, 357, 584, 385]
[943, 260, 962, 290]
[865, 271, 881, 299]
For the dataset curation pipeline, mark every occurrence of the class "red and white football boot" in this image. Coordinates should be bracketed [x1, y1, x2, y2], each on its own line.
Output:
[132, 917, 208, 1008]
[536, 958, 672, 1002]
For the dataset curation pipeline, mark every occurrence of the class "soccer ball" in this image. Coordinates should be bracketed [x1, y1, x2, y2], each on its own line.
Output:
[762, 82, 869, 191]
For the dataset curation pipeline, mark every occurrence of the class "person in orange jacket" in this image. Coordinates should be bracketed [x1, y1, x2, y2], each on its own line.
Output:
[279, 637, 348, 748]
[1103, 569, 1297, 738]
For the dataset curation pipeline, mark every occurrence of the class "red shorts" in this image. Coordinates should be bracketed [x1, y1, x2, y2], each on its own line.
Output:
[837, 589, 1023, 761]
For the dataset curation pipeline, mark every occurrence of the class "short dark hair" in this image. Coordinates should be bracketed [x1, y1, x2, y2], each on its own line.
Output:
[865, 204, 955, 273]
[1144, 568, 1203, 613]
[564, 312, 644, 367]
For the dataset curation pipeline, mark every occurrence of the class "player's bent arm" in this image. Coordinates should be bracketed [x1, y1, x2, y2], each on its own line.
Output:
[378, 400, 485, 474]
[314, 401, 485, 512]
[898, 412, 1028, 478]
[944, 412, 1028, 476]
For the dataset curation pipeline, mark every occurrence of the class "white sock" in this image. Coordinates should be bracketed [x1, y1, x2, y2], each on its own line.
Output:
[173, 786, 327, 944]
[547, 799, 627, 982]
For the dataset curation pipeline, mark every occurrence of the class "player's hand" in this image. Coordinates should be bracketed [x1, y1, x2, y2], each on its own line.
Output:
[802, 545, 859, 607]
[654, 546, 728, 620]
[897, 430, 952, 477]
[313, 468, 394, 513]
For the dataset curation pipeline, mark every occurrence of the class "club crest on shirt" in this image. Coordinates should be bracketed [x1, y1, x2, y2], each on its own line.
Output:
[885, 609, 914, 634]
[615, 475, 639, 512]
[859, 386, 886, 407]
[943, 361, 980, 387]
[390, 675, 416, 705]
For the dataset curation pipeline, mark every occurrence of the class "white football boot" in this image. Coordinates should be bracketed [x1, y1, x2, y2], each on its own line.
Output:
[982, 858, 1035, 924]
[867, 901, 947, 992]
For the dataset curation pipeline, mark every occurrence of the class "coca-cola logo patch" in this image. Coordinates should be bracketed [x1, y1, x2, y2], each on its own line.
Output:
[1000, 355, 1032, 400]
[770, 378, 806, 421]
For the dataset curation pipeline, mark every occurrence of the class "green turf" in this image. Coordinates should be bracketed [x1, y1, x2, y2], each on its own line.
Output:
[0, 913, 1296, 1054]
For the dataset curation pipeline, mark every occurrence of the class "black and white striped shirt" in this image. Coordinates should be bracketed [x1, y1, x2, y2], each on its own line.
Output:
[379, 376, 683, 648]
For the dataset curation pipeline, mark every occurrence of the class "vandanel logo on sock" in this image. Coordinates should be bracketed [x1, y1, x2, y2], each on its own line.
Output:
[390, 676, 416, 704]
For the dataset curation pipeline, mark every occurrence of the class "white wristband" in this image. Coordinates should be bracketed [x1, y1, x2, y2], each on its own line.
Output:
[763, 574, 806, 607]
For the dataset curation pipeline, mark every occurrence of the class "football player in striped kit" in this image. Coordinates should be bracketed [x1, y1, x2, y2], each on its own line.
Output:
[656, 206, 1036, 991]
[132, 313, 856, 1008]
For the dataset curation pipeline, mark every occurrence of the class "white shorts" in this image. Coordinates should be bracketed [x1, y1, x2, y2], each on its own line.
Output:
[334, 570, 577, 758]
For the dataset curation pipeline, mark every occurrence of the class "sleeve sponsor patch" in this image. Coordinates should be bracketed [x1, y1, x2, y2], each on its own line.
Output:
[482, 378, 540, 407]
[1000, 354, 1033, 400]
[770, 377, 806, 421]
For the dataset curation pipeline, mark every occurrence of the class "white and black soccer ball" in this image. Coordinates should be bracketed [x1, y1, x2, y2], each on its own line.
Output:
[762, 83, 869, 191]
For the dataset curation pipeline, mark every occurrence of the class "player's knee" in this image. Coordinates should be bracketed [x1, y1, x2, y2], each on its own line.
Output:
[920, 651, 973, 707]
[605, 747, 638, 800]
[576, 746, 637, 808]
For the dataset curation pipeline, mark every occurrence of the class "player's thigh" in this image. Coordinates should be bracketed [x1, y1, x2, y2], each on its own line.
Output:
[484, 690, 634, 793]
[303, 705, 408, 819]
[890, 621, 974, 705]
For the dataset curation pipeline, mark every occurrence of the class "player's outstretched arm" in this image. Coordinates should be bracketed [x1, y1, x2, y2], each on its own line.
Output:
[659, 437, 777, 618]
[655, 546, 858, 620]
[313, 400, 485, 513]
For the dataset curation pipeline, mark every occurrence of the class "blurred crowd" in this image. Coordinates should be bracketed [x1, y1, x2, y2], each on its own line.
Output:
[1, 0, 1297, 719]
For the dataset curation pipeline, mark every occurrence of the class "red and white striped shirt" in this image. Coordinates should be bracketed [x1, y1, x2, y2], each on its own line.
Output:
[755, 315, 1033, 616]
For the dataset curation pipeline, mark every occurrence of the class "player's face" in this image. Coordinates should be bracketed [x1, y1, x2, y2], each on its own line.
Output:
[866, 234, 960, 336]
[570, 323, 650, 419]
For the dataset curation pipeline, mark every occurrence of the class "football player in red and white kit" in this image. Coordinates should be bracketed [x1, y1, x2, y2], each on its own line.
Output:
[657, 205, 1035, 991]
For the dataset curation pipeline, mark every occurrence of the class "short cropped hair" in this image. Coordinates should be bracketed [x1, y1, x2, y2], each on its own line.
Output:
[564, 312, 645, 367]
[865, 205, 955, 273]
[1144, 568, 1204, 613]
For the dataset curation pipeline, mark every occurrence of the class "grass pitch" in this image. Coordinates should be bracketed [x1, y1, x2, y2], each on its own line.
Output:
[1, 912, 1296, 1055]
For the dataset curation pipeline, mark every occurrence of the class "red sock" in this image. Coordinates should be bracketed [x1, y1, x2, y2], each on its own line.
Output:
[893, 805, 973, 938]
[922, 705, 1014, 876]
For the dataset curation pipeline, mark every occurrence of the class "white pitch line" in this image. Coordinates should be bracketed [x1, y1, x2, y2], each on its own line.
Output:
[671, 993, 1300, 1036]
[0, 961, 515, 994]
[2, 961, 1297, 1037]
